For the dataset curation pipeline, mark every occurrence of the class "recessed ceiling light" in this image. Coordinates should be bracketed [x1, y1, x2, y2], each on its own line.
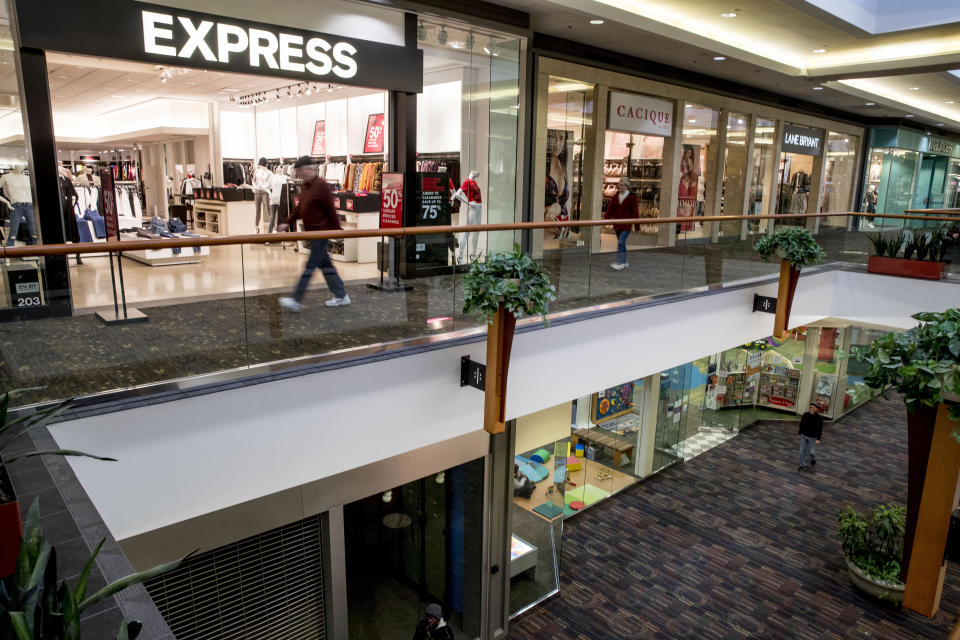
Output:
[221, 88, 241, 92]
[946, 100, 955, 104]
[908, 87, 919, 91]
[812, 86, 823, 91]
[589, 19, 604, 24]
[685, 104, 692, 108]
[110, 95, 124, 99]
[713, 56, 726, 61]
[937, 123, 944, 127]
[688, 118, 696, 122]
[720, 11, 737, 18]
[812, 48, 827, 54]
[865, 102, 875, 106]
[905, 114, 915, 118]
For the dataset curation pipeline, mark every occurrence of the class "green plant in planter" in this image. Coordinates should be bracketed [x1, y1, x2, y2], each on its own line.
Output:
[887, 232, 905, 258]
[753, 227, 825, 267]
[838, 503, 906, 586]
[1, 500, 188, 639]
[462, 244, 557, 326]
[869, 234, 889, 258]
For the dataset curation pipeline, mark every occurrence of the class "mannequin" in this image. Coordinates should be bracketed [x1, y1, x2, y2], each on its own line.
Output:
[0, 165, 36, 246]
[451, 170, 482, 263]
[58, 166, 82, 265]
[267, 165, 288, 234]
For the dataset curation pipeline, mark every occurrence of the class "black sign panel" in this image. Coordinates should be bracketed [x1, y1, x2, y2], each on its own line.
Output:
[408, 172, 452, 271]
[7, 264, 43, 309]
[461, 356, 486, 391]
[753, 294, 778, 314]
[781, 125, 824, 156]
[13, 0, 423, 93]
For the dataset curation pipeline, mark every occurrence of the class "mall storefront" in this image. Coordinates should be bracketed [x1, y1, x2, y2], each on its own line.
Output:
[508, 322, 889, 616]
[3, 0, 525, 316]
[530, 56, 865, 260]
[860, 127, 960, 226]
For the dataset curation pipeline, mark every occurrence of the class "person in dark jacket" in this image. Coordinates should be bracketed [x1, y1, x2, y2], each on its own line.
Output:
[798, 403, 824, 471]
[279, 155, 349, 310]
[413, 603, 454, 640]
[603, 177, 640, 270]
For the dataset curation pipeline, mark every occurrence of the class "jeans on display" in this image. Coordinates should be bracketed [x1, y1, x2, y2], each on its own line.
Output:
[7, 202, 37, 246]
[616, 230, 630, 265]
[799, 434, 817, 467]
[268, 204, 279, 233]
[458, 202, 482, 262]
[294, 239, 347, 303]
[254, 190, 270, 228]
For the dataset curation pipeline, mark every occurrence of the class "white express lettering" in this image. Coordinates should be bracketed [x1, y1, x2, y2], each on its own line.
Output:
[143, 11, 176, 56]
[305, 37, 333, 75]
[178, 17, 216, 61]
[332, 42, 358, 78]
[217, 23, 248, 63]
[249, 28, 279, 69]
[278, 33, 305, 72]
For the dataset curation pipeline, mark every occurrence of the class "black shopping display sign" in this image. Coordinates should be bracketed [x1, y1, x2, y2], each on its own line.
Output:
[6, 263, 43, 309]
[409, 172, 452, 270]
[13, 0, 423, 93]
[781, 125, 824, 156]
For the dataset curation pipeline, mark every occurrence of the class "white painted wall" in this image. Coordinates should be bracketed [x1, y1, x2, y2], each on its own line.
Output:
[49, 270, 960, 546]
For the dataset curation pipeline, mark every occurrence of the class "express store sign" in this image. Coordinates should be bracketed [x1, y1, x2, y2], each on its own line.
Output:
[608, 91, 674, 137]
[13, 0, 423, 93]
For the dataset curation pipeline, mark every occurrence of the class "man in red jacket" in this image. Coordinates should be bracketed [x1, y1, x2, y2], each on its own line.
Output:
[279, 155, 349, 310]
[603, 177, 640, 270]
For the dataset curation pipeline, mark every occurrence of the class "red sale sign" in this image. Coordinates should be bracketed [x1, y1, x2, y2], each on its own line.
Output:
[311, 120, 326, 156]
[364, 113, 385, 153]
[380, 172, 403, 229]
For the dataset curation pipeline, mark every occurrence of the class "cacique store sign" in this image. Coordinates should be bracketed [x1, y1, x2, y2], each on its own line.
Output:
[14, 0, 423, 93]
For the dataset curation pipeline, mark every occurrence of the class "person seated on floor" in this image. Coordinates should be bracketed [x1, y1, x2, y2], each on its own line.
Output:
[513, 464, 535, 499]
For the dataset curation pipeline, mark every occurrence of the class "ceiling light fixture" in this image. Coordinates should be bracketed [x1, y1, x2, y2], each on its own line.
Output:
[589, 19, 604, 24]
[812, 48, 827, 54]
[720, 11, 737, 18]
[905, 114, 915, 118]
[713, 56, 726, 61]
[946, 100, 955, 104]
[908, 87, 920, 91]
[812, 86, 823, 91]
[437, 26, 448, 45]
[937, 123, 945, 127]
[865, 102, 875, 106]
[688, 118, 696, 122]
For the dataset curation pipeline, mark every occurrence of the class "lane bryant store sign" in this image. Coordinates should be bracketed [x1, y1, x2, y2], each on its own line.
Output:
[13, 0, 423, 93]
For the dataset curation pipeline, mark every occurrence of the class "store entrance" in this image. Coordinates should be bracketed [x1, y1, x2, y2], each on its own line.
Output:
[776, 152, 814, 222]
[911, 153, 950, 211]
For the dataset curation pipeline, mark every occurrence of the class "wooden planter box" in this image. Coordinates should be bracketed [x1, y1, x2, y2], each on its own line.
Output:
[867, 256, 945, 280]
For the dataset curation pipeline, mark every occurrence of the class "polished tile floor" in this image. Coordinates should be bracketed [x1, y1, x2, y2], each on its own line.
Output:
[506, 394, 960, 639]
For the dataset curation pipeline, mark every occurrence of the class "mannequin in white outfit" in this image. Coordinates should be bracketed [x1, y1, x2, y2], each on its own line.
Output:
[451, 170, 482, 263]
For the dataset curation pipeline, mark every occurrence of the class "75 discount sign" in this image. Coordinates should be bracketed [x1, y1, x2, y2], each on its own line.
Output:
[380, 173, 403, 229]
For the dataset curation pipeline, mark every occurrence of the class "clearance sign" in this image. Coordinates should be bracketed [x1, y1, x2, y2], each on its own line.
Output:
[607, 91, 674, 137]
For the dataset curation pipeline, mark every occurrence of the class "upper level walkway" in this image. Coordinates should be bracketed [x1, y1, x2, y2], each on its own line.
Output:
[505, 393, 960, 639]
[2, 213, 958, 409]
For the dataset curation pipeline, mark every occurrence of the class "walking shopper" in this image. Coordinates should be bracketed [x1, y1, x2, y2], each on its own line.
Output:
[798, 403, 824, 471]
[413, 603, 454, 640]
[279, 156, 349, 311]
[603, 176, 639, 270]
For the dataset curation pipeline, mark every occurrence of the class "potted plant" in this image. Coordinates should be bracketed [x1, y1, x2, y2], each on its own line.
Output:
[753, 227, 825, 339]
[838, 503, 906, 603]
[462, 244, 556, 434]
[2, 499, 187, 638]
[852, 308, 960, 582]
[867, 228, 946, 280]
[0, 388, 113, 578]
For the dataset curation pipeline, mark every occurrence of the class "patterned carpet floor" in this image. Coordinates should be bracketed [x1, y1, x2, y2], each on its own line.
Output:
[506, 393, 960, 640]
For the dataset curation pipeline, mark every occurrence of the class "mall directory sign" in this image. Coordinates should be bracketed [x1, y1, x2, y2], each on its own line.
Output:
[380, 173, 403, 229]
[14, 0, 423, 93]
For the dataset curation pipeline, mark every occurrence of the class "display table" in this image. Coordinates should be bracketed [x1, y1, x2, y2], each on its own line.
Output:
[119, 232, 210, 266]
[193, 198, 256, 236]
[510, 535, 537, 578]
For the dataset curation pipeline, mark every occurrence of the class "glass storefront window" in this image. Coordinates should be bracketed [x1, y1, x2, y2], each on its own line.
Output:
[719, 111, 749, 238]
[749, 118, 775, 221]
[863, 148, 918, 226]
[678, 103, 718, 238]
[603, 130, 662, 237]
[543, 76, 594, 251]
[946, 158, 960, 209]
[821, 132, 859, 227]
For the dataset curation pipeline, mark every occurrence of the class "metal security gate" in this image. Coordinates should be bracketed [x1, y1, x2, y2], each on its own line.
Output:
[145, 514, 328, 639]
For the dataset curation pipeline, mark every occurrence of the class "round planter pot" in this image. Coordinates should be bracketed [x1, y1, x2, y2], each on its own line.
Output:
[845, 558, 904, 603]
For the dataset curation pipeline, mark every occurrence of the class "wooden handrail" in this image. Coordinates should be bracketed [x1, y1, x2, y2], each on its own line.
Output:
[1, 211, 959, 259]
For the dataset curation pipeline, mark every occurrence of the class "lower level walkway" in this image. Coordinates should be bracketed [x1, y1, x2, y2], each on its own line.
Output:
[506, 394, 960, 639]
